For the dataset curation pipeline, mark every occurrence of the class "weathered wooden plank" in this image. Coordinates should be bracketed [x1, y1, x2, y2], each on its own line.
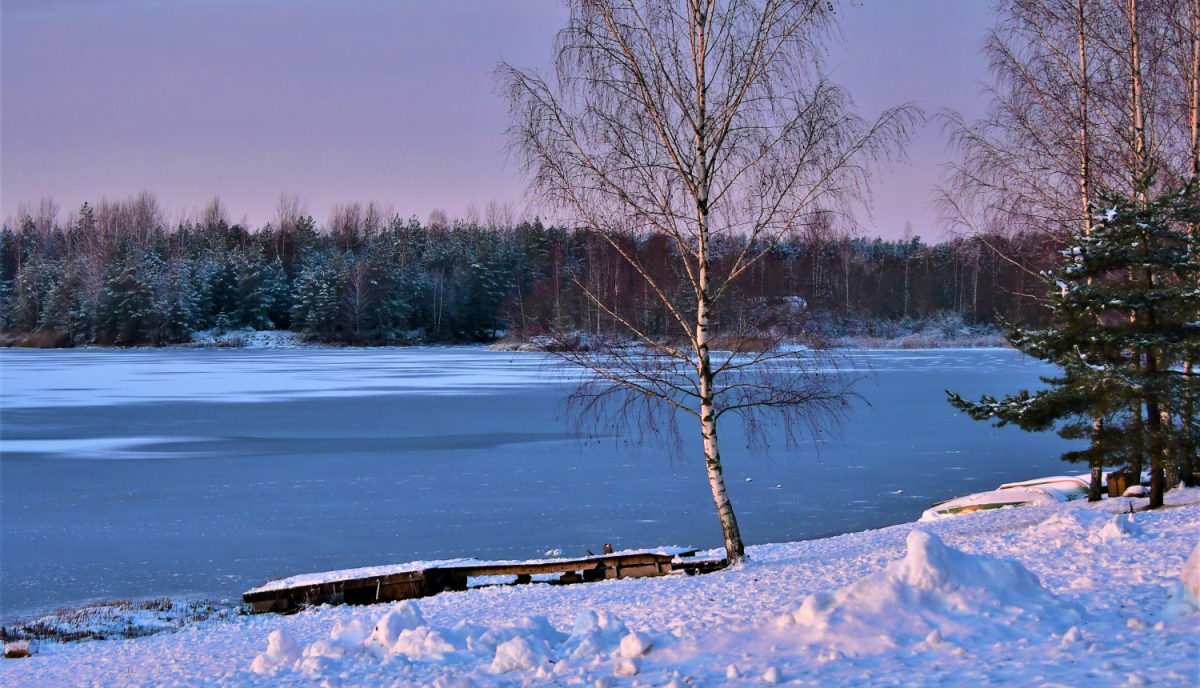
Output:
[455, 551, 684, 577]
[243, 548, 708, 614]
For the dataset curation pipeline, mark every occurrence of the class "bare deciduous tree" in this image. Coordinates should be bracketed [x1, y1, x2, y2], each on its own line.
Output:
[499, 0, 919, 562]
[939, 0, 1195, 242]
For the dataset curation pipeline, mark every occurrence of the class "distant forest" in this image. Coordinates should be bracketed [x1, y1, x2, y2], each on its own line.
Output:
[0, 195, 1053, 347]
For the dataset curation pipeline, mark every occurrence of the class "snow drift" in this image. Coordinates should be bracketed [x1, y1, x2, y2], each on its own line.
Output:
[1030, 508, 1146, 545]
[769, 529, 1082, 655]
[1162, 541, 1200, 618]
[250, 530, 1087, 678]
[251, 601, 630, 679]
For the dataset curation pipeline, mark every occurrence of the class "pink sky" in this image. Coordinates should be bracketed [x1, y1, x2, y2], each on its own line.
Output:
[2, 0, 990, 240]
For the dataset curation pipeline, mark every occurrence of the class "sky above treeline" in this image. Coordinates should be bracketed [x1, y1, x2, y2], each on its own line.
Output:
[2, 0, 991, 240]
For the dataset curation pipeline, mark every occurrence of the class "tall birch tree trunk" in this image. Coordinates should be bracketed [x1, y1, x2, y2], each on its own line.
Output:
[501, 0, 917, 563]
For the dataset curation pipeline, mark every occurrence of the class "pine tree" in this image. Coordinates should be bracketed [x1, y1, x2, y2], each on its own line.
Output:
[950, 176, 1200, 507]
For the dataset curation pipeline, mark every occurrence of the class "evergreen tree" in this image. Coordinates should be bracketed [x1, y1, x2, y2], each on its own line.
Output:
[950, 177, 1200, 507]
[12, 257, 61, 333]
[201, 258, 241, 328]
[98, 260, 155, 345]
[290, 254, 344, 338]
[43, 263, 91, 344]
[154, 263, 202, 343]
[235, 254, 282, 330]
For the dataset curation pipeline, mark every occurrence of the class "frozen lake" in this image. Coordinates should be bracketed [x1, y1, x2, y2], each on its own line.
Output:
[0, 347, 1081, 618]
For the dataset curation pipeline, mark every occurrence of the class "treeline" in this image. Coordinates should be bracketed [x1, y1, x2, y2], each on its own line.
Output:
[0, 194, 1053, 347]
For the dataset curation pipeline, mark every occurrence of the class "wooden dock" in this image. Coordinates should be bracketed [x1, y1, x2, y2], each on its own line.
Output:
[243, 548, 726, 614]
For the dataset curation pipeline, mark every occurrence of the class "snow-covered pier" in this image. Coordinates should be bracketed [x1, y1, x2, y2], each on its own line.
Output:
[243, 547, 722, 613]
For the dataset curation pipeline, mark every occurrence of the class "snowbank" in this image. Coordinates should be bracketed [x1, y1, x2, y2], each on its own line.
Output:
[1031, 508, 1147, 545]
[766, 529, 1080, 655]
[189, 328, 307, 348]
[1162, 541, 1200, 618]
[7, 488, 1199, 687]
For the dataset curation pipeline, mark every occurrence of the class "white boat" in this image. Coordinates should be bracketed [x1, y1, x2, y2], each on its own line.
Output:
[920, 474, 1093, 520]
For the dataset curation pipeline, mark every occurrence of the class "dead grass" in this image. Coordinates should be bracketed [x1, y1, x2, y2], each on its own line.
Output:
[0, 598, 243, 644]
[4, 330, 73, 348]
[840, 333, 1010, 349]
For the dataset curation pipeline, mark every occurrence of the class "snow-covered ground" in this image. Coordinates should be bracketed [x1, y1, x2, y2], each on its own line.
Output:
[188, 329, 309, 349]
[6, 489, 1197, 687]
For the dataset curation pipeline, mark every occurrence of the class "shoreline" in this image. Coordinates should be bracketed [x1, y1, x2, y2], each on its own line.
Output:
[0, 336, 1012, 353]
[5, 488, 1197, 686]
[1, 477, 1177, 634]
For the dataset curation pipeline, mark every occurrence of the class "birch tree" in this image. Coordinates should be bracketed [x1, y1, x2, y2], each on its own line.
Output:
[498, 0, 918, 561]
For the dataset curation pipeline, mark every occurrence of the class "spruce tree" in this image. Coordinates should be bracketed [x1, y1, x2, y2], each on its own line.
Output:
[99, 261, 154, 345]
[949, 176, 1200, 507]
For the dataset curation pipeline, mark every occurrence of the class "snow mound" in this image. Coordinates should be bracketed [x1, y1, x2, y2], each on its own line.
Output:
[1029, 508, 1111, 536]
[1030, 509, 1145, 544]
[189, 328, 306, 348]
[1089, 513, 1144, 544]
[773, 529, 1081, 654]
[489, 636, 551, 674]
[368, 601, 426, 650]
[254, 602, 584, 679]
[249, 629, 301, 674]
[300, 617, 370, 668]
[1162, 541, 1200, 618]
[1184, 541, 1200, 598]
[563, 610, 629, 659]
[390, 625, 456, 659]
[619, 630, 653, 657]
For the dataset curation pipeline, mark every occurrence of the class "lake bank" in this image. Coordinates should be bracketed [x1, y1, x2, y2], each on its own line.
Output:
[5, 487, 1197, 687]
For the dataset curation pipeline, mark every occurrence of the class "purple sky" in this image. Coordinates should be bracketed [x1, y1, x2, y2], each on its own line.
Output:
[2, 1, 991, 239]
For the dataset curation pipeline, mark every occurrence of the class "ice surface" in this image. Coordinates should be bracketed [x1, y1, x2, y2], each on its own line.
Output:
[3, 348, 1087, 617]
[0, 347, 567, 409]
